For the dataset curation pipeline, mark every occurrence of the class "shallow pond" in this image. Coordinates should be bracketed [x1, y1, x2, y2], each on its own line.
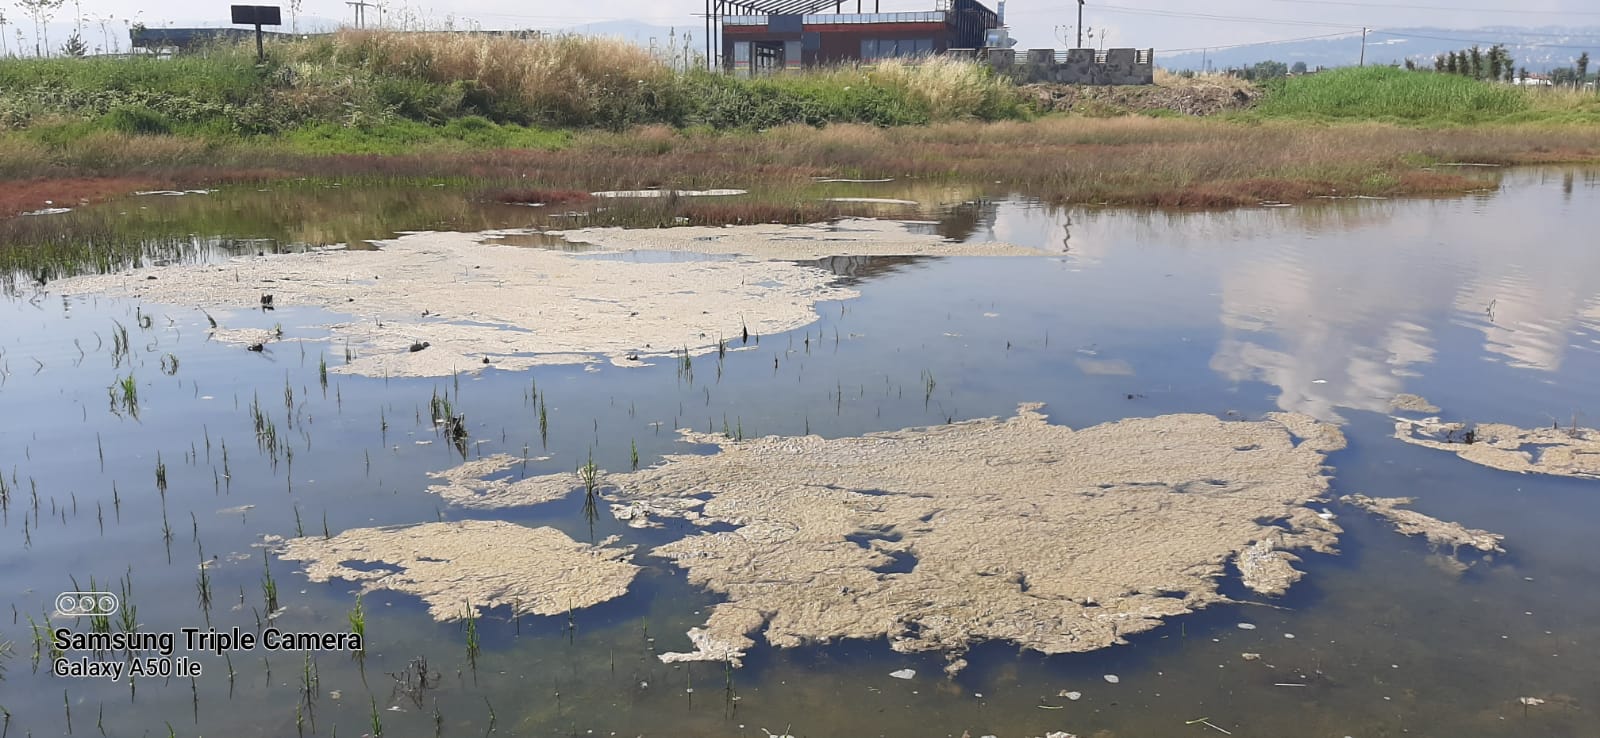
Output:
[1, 168, 1598, 737]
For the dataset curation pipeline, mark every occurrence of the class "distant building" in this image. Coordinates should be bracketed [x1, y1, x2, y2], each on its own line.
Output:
[710, 0, 999, 74]
[130, 27, 288, 53]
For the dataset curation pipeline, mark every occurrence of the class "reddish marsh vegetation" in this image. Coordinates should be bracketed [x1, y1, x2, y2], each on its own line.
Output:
[5, 118, 1600, 217]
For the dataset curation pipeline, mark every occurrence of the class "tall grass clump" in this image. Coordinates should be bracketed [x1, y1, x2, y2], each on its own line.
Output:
[864, 56, 1020, 120]
[1255, 66, 1527, 122]
[290, 30, 683, 128]
[681, 57, 1020, 128]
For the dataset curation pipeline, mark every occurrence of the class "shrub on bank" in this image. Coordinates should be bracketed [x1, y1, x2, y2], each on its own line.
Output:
[1254, 66, 1528, 122]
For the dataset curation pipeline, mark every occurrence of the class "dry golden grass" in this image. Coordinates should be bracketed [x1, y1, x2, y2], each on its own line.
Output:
[285, 30, 675, 126]
[1154, 68, 1257, 94]
[0, 136, 52, 178]
[58, 132, 212, 172]
[863, 56, 1015, 119]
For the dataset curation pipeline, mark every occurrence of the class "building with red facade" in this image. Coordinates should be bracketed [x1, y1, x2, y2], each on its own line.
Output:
[707, 0, 1000, 74]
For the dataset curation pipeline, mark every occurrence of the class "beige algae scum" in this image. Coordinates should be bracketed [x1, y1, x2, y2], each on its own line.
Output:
[48, 221, 1037, 378]
[1395, 416, 1600, 479]
[276, 520, 638, 621]
[429, 404, 1347, 671]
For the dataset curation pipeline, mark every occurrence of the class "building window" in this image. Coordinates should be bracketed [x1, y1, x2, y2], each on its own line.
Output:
[860, 38, 934, 62]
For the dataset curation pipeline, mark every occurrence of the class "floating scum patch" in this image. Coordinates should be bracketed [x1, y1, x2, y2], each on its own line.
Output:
[275, 520, 638, 620]
[440, 404, 1347, 671]
[48, 230, 862, 377]
[1341, 494, 1505, 553]
[1395, 417, 1600, 480]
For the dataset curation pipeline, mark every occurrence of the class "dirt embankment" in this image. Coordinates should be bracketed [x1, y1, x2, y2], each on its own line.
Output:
[1025, 81, 1262, 117]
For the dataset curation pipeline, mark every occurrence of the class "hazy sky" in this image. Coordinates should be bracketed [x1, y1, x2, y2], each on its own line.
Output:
[4, 0, 1599, 55]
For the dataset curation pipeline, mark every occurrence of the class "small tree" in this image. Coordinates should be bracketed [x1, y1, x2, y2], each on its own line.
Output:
[17, 0, 66, 56]
[1434, 54, 1446, 72]
[1487, 44, 1504, 82]
[60, 29, 85, 56]
[1468, 45, 1483, 79]
[1579, 52, 1590, 87]
[1446, 52, 1459, 75]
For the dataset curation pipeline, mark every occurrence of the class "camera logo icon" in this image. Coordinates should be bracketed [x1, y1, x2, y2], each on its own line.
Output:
[56, 592, 120, 617]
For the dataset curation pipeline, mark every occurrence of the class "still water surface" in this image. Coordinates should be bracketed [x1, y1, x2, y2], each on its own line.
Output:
[1, 169, 1597, 737]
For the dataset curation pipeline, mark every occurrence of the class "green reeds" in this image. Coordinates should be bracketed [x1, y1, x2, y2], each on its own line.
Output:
[463, 602, 480, 664]
[109, 374, 138, 417]
[578, 451, 600, 496]
[676, 346, 693, 384]
[347, 593, 366, 652]
[195, 558, 213, 619]
[261, 552, 279, 614]
[369, 698, 384, 738]
[538, 397, 549, 448]
[110, 321, 130, 367]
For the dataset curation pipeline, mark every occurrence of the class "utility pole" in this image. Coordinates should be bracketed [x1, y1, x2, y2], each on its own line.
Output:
[345, 0, 377, 28]
[1077, 0, 1085, 48]
[1359, 27, 1367, 66]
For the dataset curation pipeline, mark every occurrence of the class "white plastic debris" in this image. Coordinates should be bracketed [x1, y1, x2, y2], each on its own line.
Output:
[890, 668, 916, 680]
[1236, 623, 1257, 630]
[1103, 674, 1120, 684]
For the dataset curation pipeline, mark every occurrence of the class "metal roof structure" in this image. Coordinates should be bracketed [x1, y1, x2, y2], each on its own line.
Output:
[715, 0, 847, 14]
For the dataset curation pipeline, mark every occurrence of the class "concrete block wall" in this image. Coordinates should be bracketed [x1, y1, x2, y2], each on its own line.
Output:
[1000, 48, 1154, 85]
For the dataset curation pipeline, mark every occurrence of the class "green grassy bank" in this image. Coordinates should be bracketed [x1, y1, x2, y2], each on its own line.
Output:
[1253, 66, 1600, 124]
[0, 29, 1021, 155]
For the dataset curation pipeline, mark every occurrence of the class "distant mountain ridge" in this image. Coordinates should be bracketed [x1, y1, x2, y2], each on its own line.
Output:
[1160, 26, 1600, 73]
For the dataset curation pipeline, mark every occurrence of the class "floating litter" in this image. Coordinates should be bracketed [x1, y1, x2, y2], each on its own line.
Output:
[1103, 674, 1120, 684]
[1236, 623, 1257, 630]
[889, 668, 915, 680]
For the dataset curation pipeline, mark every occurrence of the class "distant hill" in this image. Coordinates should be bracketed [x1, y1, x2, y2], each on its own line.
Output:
[557, 20, 690, 46]
[1161, 27, 1600, 74]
